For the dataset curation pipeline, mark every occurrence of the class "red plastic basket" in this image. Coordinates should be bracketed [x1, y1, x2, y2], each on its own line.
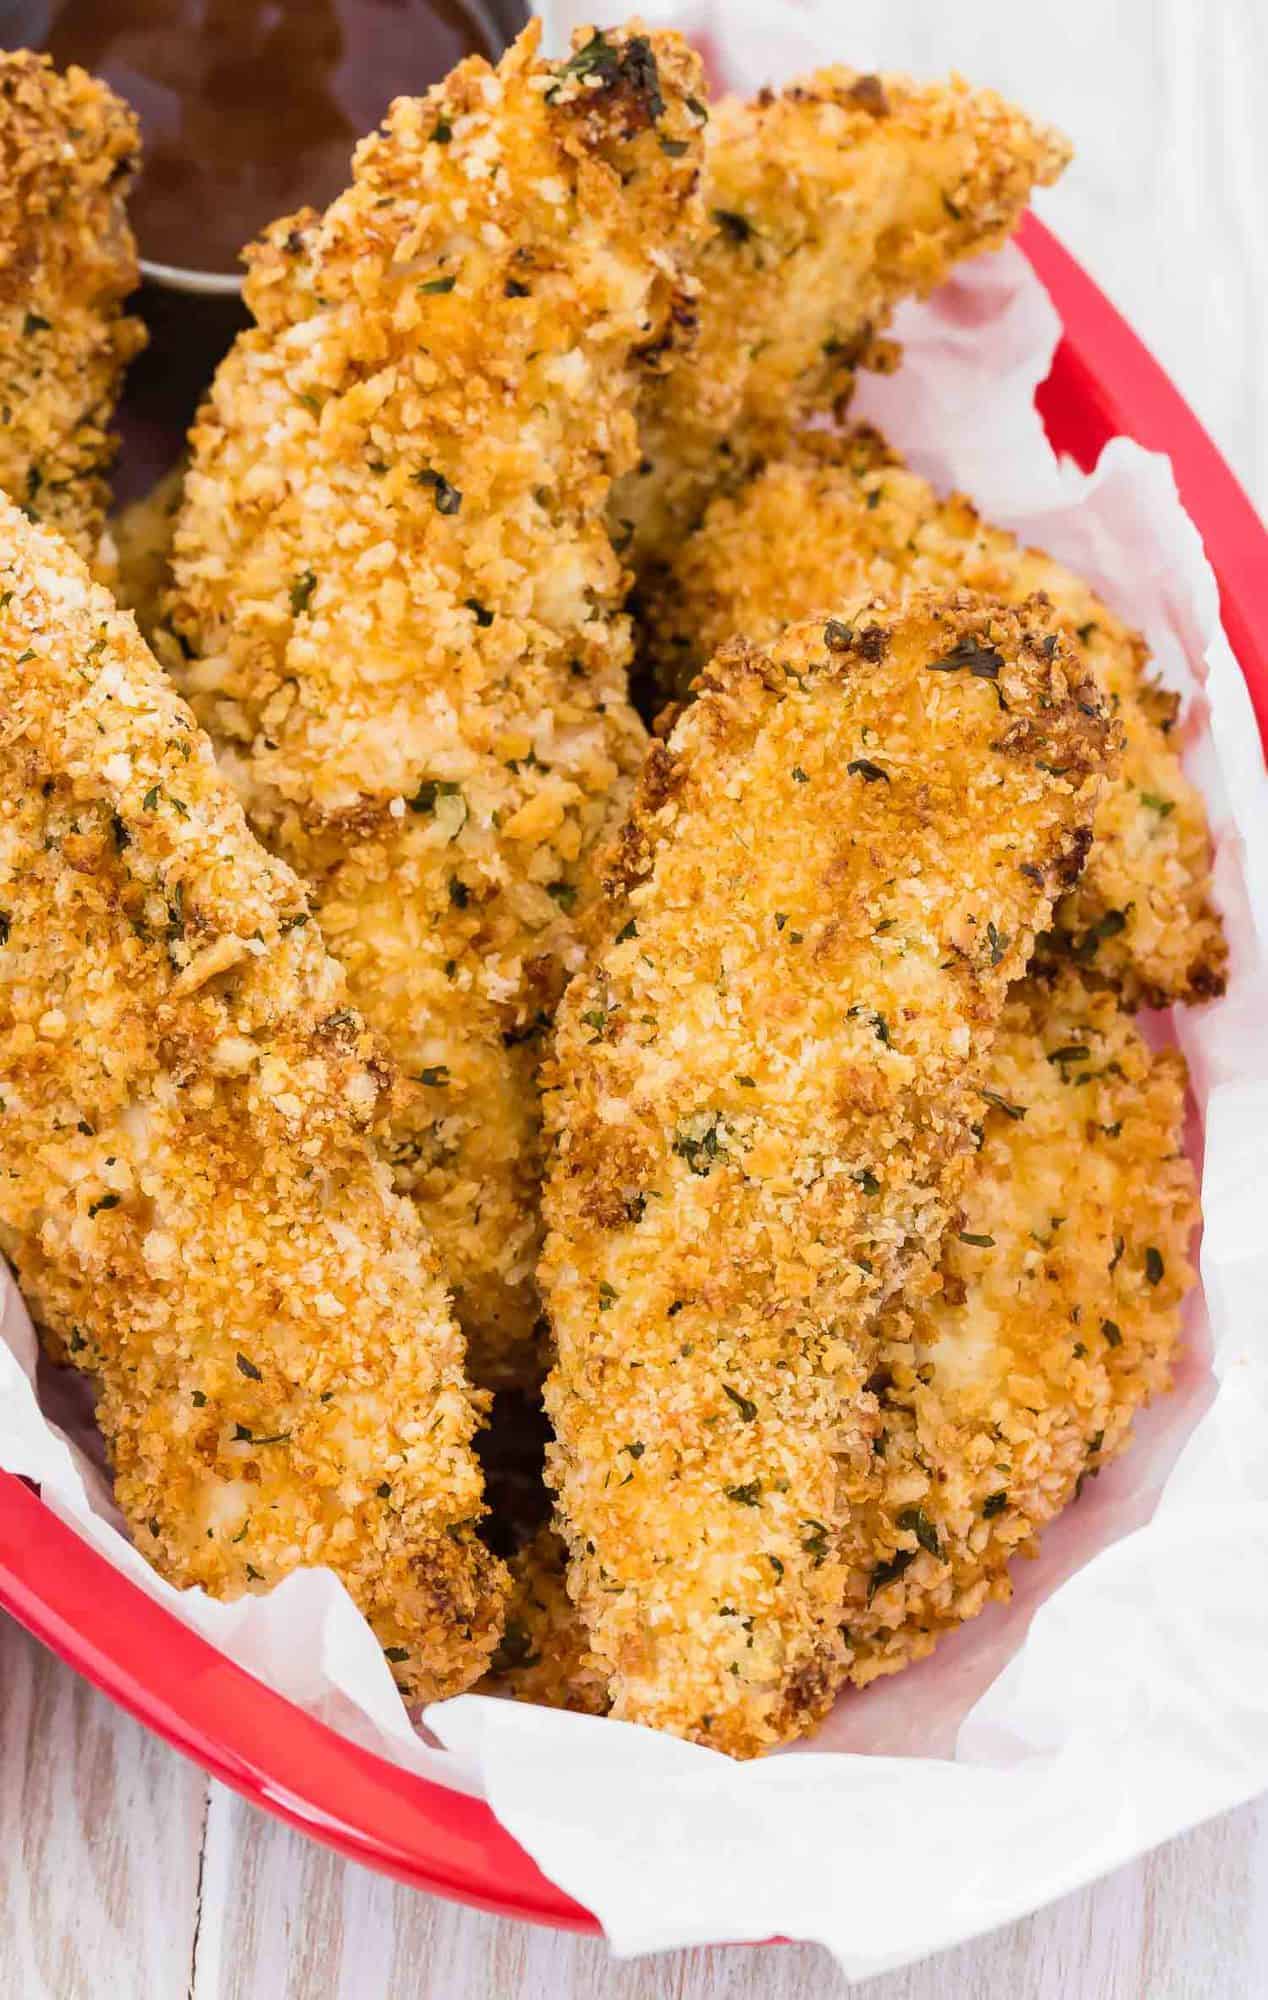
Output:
[1, 215, 1265, 1933]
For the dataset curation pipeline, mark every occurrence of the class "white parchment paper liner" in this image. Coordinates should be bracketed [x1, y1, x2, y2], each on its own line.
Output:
[4, 11, 1268, 1977]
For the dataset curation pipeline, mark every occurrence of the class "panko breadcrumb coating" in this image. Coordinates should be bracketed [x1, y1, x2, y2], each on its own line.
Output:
[0, 52, 144, 566]
[489, 969, 1197, 1719]
[0, 497, 507, 1702]
[611, 66, 1069, 571]
[542, 593, 1116, 1758]
[112, 462, 185, 641]
[843, 968, 1197, 1682]
[164, 21, 709, 1386]
[648, 433, 1225, 1008]
[485, 1526, 609, 1714]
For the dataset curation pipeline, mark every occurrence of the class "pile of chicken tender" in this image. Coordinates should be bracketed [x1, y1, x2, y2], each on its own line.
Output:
[0, 19, 1215, 1758]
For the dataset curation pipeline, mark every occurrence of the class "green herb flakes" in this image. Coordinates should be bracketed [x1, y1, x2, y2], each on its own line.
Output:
[673, 1119, 723, 1175]
[869, 1549, 914, 1599]
[897, 1506, 941, 1558]
[981, 1088, 1026, 1120]
[408, 777, 462, 815]
[1074, 908, 1128, 961]
[1047, 1043, 1091, 1067]
[713, 208, 753, 242]
[928, 637, 1003, 679]
[722, 1384, 757, 1423]
[412, 467, 463, 514]
[802, 1520, 829, 1565]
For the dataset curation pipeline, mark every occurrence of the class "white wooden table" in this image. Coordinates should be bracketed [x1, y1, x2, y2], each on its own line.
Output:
[3, 4, 1266, 1994]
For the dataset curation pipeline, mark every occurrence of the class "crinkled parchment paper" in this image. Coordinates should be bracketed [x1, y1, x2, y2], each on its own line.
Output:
[3, 6, 1268, 1976]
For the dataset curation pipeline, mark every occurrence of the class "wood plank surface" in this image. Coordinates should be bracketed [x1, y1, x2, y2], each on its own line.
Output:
[2, 3, 1267, 1995]
[0, 1620, 205, 2000]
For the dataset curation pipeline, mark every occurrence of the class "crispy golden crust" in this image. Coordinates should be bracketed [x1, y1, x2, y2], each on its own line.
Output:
[541, 594, 1116, 1758]
[112, 463, 185, 641]
[843, 969, 1197, 1681]
[648, 435, 1225, 1008]
[482, 1525, 609, 1714]
[163, 22, 708, 1386]
[0, 52, 144, 565]
[0, 497, 507, 1701]
[611, 67, 1068, 570]
[492, 969, 1196, 1719]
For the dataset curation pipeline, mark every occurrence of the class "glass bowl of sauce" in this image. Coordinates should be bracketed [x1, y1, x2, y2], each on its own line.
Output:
[2, 0, 530, 492]
[14, 0, 529, 291]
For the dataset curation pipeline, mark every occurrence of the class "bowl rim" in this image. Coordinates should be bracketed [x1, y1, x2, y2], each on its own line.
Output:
[140, 257, 242, 298]
[0, 213, 1265, 1934]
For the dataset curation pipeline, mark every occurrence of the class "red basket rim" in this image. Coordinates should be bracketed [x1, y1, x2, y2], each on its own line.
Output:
[1, 214, 1266, 1933]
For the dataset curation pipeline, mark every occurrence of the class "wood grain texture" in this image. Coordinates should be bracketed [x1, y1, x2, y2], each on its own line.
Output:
[0, 1619, 205, 2000]
[2, 3, 1266, 1997]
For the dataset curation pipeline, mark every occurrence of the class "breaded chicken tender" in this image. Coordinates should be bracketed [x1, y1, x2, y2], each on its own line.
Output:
[842, 969, 1197, 1682]
[485, 1525, 609, 1715]
[541, 593, 1116, 1757]
[164, 21, 709, 1386]
[610, 67, 1069, 571]
[492, 970, 1196, 1719]
[0, 52, 144, 565]
[112, 462, 185, 641]
[0, 497, 507, 1702]
[648, 434, 1225, 1008]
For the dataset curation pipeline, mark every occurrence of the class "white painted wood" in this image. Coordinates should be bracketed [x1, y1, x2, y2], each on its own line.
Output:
[2, 4, 1266, 1997]
[0, 1617, 205, 2000]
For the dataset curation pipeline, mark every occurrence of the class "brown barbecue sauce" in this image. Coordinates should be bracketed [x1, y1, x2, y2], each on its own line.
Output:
[43, 0, 526, 276]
